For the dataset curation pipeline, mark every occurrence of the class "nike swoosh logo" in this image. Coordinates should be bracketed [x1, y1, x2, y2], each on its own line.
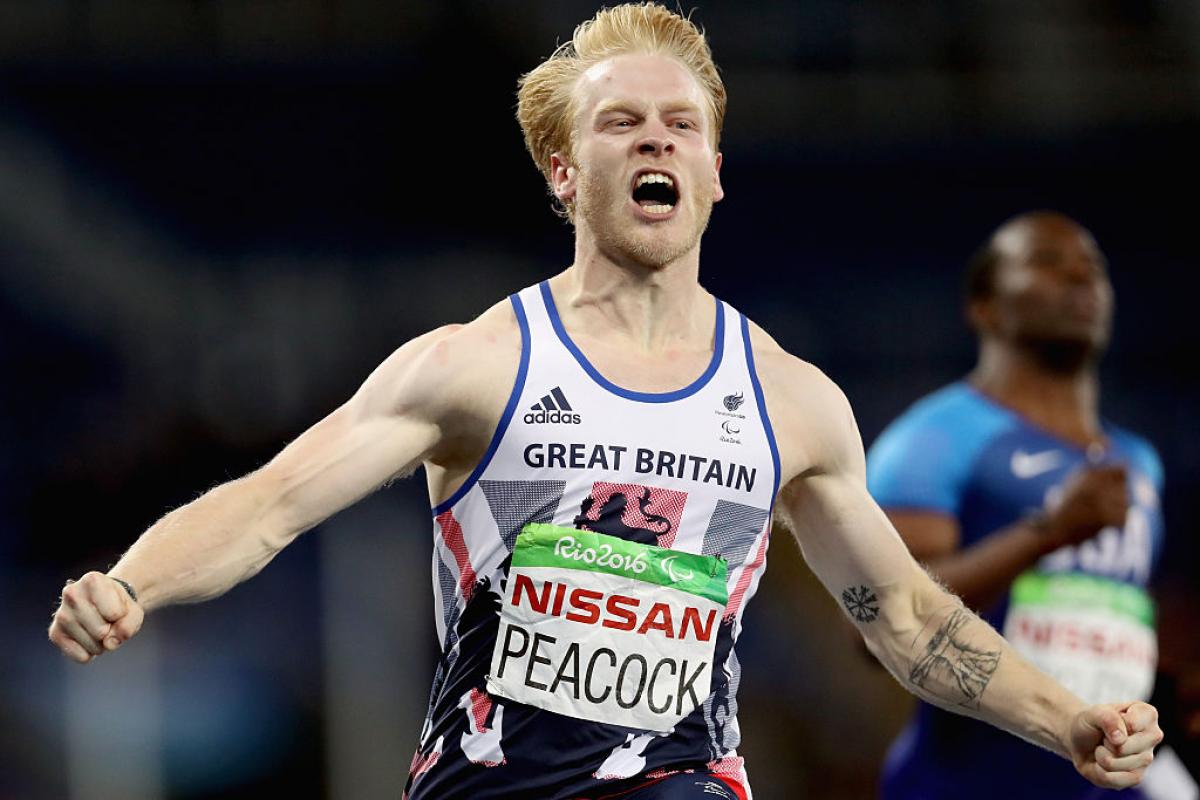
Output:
[1011, 449, 1064, 479]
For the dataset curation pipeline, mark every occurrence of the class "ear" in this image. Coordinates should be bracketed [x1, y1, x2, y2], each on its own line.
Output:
[712, 152, 724, 203]
[550, 153, 578, 202]
[966, 298, 993, 334]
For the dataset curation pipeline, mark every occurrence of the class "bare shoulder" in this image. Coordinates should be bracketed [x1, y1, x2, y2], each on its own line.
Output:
[357, 296, 523, 425]
[419, 296, 523, 381]
[744, 320, 851, 418]
[743, 319, 862, 484]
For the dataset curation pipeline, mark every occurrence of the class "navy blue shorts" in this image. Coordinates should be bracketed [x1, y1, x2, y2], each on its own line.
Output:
[578, 770, 748, 800]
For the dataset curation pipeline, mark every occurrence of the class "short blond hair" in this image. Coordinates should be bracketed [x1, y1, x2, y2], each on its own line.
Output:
[516, 3, 726, 214]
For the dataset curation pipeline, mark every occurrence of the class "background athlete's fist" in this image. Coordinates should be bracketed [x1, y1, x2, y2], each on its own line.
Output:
[1042, 465, 1129, 548]
[1066, 701, 1162, 790]
[48, 571, 144, 664]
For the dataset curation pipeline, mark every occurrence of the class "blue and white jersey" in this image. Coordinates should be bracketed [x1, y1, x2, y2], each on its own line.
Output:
[403, 282, 777, 800]
[867, 382, 1165, 800]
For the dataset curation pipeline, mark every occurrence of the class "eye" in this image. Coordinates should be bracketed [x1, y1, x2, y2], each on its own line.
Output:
[673, 120, 696, 131]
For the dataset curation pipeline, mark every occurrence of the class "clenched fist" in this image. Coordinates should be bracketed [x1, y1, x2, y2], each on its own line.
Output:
[48, 572, 144, 664]
[1041, 465, 1130, 548]
[1066, 701, 1163, 790]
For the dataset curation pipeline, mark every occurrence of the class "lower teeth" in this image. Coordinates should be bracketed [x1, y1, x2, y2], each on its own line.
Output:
[643, 204, 672, 214]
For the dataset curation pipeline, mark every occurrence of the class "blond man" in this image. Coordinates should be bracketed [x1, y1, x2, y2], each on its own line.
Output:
[49, 5, 1162, 799]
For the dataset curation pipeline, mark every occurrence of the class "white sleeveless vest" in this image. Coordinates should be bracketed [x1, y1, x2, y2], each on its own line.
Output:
[426, 279, 779, 767]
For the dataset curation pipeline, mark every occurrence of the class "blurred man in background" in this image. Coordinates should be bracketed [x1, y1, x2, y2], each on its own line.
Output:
[869, 211, 1195, 798]
[48, 9, 1163, 800]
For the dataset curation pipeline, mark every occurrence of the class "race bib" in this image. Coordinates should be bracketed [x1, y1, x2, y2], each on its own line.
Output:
[487, 523, 728, 733]
[1003, 571, 1157, 704]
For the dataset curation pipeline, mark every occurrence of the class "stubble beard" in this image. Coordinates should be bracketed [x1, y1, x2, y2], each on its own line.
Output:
[575, 167, 713, 271]
[1014, 333, 1107, 375]
[1008, 310, 1111, 375]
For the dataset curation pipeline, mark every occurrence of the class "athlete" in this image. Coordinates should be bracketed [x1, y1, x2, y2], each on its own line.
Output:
[48, 7, 1162, 799]
[868, 212, 1168, 798]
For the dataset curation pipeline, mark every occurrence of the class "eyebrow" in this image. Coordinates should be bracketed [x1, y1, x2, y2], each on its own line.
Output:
[659, 100, 704, 116]
[591, 99, 705, 121]
[592, 100, 647, 118]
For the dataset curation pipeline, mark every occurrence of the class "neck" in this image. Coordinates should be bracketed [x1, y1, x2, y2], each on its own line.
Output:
[551, 225, 709, 352]
[969, 340, 1102, 445]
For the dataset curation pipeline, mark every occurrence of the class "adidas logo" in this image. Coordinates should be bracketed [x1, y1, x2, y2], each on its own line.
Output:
[523, 386, 582, 425]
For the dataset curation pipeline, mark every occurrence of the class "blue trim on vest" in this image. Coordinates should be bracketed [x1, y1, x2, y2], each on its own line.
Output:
[538, 280, 724, 403]
[431, 293, 531, 516]
[742, 313, 781, 505]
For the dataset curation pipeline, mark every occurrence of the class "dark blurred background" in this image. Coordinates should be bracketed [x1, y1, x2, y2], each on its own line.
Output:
[3, 1, 1197, 798]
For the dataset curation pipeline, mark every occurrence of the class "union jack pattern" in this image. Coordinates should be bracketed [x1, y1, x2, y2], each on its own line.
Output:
[405, 285, 776, 800]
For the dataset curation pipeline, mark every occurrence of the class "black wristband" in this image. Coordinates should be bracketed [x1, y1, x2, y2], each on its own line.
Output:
[110, 576, 139, 603]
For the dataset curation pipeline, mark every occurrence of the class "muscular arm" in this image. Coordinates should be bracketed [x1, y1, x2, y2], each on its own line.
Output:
[50, 306, 521, 663]
[755, 344, 1160, 788]
[108, 326, 454, 612]
[889, 458, 1130, 611]
[782, 470, 1076, 751]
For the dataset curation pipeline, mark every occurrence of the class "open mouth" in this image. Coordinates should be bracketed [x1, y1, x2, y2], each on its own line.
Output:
[630, 171, 679, 216]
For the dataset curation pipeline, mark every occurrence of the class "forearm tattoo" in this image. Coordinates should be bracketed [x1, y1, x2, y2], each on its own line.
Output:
[908, 608, 1001, 710]
[841, 585, 880, 623]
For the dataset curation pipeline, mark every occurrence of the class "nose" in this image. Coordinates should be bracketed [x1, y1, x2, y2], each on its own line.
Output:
[636, 126, 675, 157]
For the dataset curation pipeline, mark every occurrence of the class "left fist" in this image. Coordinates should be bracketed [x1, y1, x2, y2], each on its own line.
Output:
[1067, 701, 1164, 790]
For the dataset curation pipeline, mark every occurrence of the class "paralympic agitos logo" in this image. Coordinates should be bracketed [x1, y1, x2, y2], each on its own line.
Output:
[524, 386, 582, 425]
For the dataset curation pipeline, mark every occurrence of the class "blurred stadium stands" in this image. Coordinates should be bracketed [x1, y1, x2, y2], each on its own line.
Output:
[2, 2, 1197, 797]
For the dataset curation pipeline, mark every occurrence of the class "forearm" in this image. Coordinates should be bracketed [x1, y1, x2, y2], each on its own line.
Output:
[864, 579, 1085, 758]
[108, 475, 289, 613]
[924, 518, 1052, 611]
[772, 378, 1158, 790]
[105, 390, 433, 613]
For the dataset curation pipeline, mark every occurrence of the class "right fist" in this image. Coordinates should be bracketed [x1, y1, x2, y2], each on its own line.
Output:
[48, 572, 144, 664]
[1042, 465, 1130, 548]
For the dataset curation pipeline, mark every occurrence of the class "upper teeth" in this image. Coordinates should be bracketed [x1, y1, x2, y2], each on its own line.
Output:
[636, 173, 674, 187]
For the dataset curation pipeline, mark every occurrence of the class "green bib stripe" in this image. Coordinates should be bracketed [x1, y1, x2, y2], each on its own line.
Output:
[513, 524, 729, 605]
[1011, 571, 1155, 627]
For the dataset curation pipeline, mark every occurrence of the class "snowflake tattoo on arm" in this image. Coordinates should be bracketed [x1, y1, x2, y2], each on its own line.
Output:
[841, 585, 880, 623]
